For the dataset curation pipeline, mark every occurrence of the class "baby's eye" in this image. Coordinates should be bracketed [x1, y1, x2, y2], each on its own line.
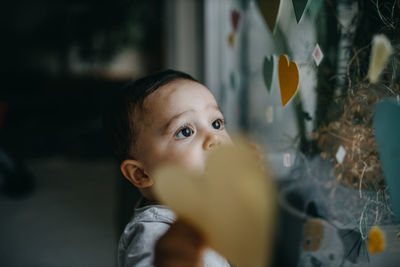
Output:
[212, 119, 224, 130]
[176, 126, 194, 139]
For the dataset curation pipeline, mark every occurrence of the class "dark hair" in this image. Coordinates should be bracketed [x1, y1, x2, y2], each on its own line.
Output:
[102, 69, 198, 162]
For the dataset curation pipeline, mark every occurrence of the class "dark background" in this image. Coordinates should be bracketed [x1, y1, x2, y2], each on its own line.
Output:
[0, 0, 164, 159]
[0, 0, 167, 265]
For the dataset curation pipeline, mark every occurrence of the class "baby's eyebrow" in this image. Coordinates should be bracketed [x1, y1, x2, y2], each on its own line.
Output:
[162, 109, 194, 132]
[208, 104, 224, 115]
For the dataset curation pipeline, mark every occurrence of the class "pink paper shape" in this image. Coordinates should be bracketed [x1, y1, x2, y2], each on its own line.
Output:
[313, 44, 324, 66]
[231, 9, 241, 32]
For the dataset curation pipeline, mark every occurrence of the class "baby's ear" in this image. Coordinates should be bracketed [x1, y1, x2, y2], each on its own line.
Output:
[120, 160, 153, 188]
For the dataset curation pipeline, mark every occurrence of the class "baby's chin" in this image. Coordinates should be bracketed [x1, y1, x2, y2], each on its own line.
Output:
[151, 161, 205, 179]
[159, 158, 207, 174]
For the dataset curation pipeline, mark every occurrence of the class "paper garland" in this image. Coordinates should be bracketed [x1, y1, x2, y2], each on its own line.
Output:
[259, 0, 324, 32]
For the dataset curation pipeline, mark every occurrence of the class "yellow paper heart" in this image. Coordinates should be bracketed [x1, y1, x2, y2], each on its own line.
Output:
[228, 32, 236, 48]
[278, 54, 299, 106]
[153, 139, 276, 267]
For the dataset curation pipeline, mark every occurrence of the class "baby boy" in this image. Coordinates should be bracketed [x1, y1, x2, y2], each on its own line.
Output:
[103, 69, 232, 267]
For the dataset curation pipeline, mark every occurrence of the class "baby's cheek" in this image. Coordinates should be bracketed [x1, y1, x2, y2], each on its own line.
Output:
[170, 146, 206, 172]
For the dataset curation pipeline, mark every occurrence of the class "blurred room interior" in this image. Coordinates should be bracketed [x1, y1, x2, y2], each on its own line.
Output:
[0, 0, 203, 266]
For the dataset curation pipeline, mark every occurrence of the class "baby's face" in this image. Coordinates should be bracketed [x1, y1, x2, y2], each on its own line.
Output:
[134, 79, 231, 173]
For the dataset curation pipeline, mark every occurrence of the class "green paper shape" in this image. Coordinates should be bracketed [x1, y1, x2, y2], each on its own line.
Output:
[258, 0, 281, 34]
[263, 55, 274, 93]
[230, 71, 236, 91]
[308, 0, 323, 21]
[374, 99, 400, 220]
[292, 0, 309, 23]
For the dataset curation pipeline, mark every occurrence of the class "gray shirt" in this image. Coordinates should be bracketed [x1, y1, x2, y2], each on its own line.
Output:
[118, 204, 230, 267]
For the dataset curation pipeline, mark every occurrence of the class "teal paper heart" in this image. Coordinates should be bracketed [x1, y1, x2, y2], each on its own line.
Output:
[230, 71, 237, 91]
[263, 55, 274, 93]
[292, 0, 309, 23]
[374, 99, 400, 220]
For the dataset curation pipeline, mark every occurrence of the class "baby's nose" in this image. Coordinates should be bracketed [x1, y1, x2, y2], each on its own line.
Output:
[203, 134, 222, 151]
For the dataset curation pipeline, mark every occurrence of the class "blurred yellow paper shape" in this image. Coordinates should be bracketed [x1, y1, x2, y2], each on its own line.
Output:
[278, 54, 299, 106]
[368, 226, 386, 254]
[153, 139, 276, 267]
[228, 32, 236, 48]
[367, 34, 392, 83]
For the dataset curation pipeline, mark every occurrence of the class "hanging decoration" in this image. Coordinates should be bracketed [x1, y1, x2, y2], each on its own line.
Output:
[266, 106, 274, 123]
[258, 0, 281, 34]
[312, 43, 324, 66]
[374, 99, 400, 219]
[278, 54, 300, 106]
[367, 34, 393, 83]
[228, 9, 241, 48]
[292, 0, 309, 23]
[263, 55, 275, 92]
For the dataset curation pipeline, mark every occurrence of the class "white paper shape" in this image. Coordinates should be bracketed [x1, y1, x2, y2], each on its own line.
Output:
[283, 153, 291, 167]
[266, 106, 274, 123]
[336, 145, 346, 164]
[313, 44, 324, 66]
